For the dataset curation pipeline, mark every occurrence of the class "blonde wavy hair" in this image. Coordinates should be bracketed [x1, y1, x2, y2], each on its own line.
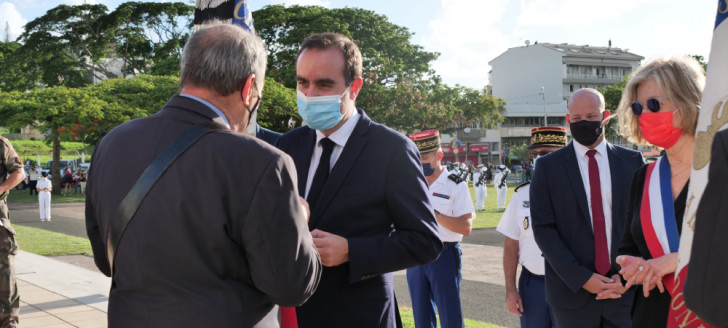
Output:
[617, 56, 705, 146]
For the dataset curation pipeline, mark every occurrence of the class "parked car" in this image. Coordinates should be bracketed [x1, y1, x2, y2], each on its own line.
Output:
[41, 159, 77, 180]
[78, 162, 90, 172]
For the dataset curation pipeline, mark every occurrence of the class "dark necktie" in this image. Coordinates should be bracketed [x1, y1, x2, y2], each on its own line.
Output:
[587, 149, 610, 276]
[307, 138, 335, 210]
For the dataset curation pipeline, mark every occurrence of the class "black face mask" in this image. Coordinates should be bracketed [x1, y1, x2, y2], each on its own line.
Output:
[570, 118, 603, 147]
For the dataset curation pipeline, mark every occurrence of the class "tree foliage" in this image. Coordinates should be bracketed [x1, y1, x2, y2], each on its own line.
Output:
[253, 5, 504, 133]
[6, 2, 192, 90]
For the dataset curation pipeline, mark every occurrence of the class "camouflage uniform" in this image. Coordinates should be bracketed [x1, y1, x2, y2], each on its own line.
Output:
[0, 137, 22, 328]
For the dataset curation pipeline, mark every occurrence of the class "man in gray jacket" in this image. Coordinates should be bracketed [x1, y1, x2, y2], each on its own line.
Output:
[85, 23, 321, 327]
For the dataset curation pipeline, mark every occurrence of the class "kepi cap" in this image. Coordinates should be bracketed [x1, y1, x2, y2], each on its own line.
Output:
[409, 129, 440, 153]
[530, 126, 568, 149]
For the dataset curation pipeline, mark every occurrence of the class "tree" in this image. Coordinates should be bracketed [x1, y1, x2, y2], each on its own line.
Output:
[259, 77, 298, 132]
[690, 54, 708, 72]
[7, 2, 192, 90]
[104, 2, 193, 77]
[0, 87, 107, 193]
[599, 76, 628, 140]
[253, 5, 497, 133]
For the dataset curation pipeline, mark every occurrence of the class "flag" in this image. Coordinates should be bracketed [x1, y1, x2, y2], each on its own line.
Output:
[193, 0, 254, 32]
[673, 1, 728, 327]
[193, 0, 258, 137]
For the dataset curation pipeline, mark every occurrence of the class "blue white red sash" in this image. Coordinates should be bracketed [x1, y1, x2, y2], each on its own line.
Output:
[639, 155, 680, 292]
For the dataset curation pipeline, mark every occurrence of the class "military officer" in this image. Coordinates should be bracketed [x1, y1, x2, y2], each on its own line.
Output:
[496, 127, 567, 328]
[494, 165, 509, 210]
[0, 137, 25, 328]
[473, 164, 488, 211]
[407, 129, 475, 328]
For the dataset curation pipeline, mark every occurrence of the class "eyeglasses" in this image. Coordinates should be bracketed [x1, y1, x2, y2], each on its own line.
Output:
[529, 150, 553, 158]
[631, 96, 669, 116]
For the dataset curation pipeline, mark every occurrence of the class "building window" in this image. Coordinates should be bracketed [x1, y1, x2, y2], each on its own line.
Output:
[570, 85, 574, 92]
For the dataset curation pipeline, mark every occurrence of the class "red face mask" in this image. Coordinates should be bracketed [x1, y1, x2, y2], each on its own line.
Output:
[638, 111, 683, 148]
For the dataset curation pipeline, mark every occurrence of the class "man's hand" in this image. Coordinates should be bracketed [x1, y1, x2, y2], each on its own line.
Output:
[583, 273, 622, 300]
[311, 229, 349, 267]
[505, 289, 524, 316]
[596, 274, 628, 300]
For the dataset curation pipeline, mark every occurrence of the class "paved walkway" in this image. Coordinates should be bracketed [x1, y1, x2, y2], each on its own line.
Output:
[9, 201, 520, 327]
[16, 251, 110, 328]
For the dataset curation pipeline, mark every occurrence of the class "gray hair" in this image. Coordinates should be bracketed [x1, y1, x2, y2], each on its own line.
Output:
[180, 22, 267, 96]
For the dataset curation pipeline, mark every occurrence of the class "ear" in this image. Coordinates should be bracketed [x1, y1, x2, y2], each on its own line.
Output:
[437, 150, 444, 161]
[349, 77, 363, 99]
[565, 114, 570, 124]
[603, 109, 610, 120]
[241, 74, 256, 107]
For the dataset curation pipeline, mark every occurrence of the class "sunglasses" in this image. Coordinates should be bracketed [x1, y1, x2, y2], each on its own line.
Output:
[529, 150, 553, 158]
[631, 96, 669, 116]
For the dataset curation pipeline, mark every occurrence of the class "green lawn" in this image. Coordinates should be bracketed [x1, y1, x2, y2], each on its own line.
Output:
[13, 225, 93, 256]
[7, 189, 86, 203]
[469, 183, 519, 229]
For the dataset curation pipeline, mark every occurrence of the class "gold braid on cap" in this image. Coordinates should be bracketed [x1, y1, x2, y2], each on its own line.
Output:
[531, 134, 567, 145]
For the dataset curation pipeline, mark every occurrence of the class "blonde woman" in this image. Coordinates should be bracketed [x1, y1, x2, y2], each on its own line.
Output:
[615, 56, 706, 328]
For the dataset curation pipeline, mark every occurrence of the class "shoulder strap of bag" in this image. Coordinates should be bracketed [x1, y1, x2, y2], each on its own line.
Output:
[105, 123, 224, 275]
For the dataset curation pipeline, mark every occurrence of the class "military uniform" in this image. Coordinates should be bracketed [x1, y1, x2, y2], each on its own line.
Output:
[0, 137, 23, 327]
[407, 130, 475, 328]
[496, 126, 567, 328]
[473, 166, 488, 211]
[494, 166, 509, 209]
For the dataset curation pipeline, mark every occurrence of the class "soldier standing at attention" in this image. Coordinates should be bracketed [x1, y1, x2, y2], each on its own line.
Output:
[496, 127, 567, 328]
[473, 164, 488, 211]
[0, 137, 26, 327]
[406, 129, 476, 328]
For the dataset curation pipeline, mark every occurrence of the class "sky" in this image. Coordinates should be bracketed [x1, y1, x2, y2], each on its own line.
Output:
[0, 0, 719, 89]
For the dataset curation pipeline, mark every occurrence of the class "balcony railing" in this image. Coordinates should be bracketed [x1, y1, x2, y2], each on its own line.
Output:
[564, 74, 625, 84]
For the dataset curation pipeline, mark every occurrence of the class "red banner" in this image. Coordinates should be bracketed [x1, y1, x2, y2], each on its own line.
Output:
[470, 144, 491, 152]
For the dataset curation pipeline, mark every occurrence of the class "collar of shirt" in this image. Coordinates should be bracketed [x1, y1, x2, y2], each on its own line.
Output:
[573, 137, 608, 159]
[315, 111, 361, 150]
[304, 111, 361, 199]
[179, 94, 231, 129]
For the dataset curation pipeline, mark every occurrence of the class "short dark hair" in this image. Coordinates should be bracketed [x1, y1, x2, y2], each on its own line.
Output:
[298, 33, 362, 86]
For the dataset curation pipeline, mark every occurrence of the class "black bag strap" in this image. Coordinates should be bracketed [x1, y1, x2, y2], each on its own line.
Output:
[106, 123, 224, 274]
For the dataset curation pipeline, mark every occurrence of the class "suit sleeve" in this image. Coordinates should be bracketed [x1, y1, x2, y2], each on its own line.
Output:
[238, 153, 321, 306]
[684, 131, 728, 326]
[347, 139, 443, 283]
[530, 158, 594, 293]
[618, 168, 645, 258]
[85, 146, 112, 277]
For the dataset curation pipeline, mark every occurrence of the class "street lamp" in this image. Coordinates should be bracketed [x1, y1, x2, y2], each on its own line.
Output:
[540, 86, 547, 126]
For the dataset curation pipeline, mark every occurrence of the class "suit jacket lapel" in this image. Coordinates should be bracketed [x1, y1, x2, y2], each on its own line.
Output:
[606, 142, 623, 257]
[294, 129, 316, 198]
[309, 109, 371, 227]
[564, 142, 592, 227]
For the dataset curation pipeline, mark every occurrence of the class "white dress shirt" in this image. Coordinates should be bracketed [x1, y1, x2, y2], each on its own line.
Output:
[497, 184, 544, 275]
[573, 138, 613, 256]
[428, 170, 475, 242]
[304, 111, 361, 199]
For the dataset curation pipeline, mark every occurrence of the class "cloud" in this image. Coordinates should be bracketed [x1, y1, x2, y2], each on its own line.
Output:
[0, 2, 27, 41]
[271, 0, 331, 7]
[420, 0, 513, 89]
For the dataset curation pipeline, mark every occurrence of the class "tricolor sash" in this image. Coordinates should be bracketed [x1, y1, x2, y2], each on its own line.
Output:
[641, 156, 717, 328]
[639, 156, 680, 292]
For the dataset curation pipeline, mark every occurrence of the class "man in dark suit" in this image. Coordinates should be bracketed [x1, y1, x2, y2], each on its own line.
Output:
[530, 88, 644, 327]
[85, 23, 321, 327]
[276, 32, 442, 328]
[256, 123, 282, 145]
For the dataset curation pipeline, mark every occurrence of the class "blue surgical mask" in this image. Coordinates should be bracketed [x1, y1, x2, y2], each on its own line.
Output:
[422, 163, 435, 176]
[297, 88, 350, 130]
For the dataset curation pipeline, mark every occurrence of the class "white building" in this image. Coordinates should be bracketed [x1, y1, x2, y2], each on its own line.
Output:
[488, 42, 643, 152]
